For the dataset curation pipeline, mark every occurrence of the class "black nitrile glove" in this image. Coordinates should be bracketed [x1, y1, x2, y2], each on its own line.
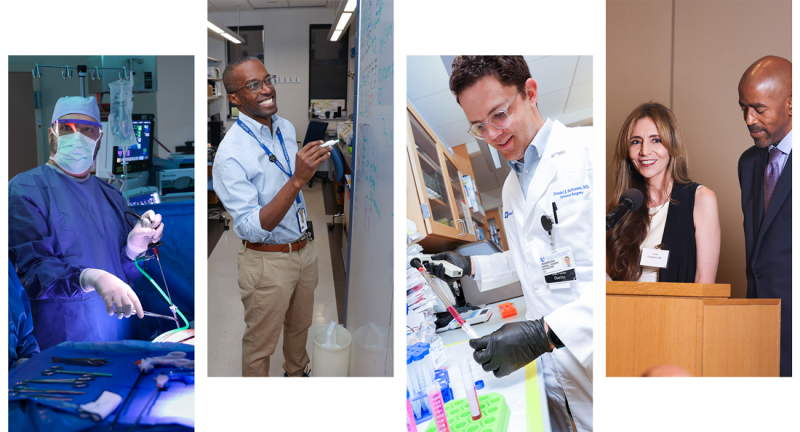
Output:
[469, 317, 553, 378]
[429, 252, 471, 284]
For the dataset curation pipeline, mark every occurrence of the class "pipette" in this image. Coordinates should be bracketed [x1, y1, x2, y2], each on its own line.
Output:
[410, 259, 479, 340]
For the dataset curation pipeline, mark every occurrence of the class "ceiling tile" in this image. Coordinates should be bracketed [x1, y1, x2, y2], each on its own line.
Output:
[527, 56, 579, 95]
[209, 0, 256, 12]
[408, 56, 450, 100]
[251, 0, 290, 8]
[524, 56, 550, 64]
[573, 56, 593, 85]
[434, 120, 473, 148]
[565, 81, 593, 113]
[537, 88, 569, 118]
[413, 90, 465, 128]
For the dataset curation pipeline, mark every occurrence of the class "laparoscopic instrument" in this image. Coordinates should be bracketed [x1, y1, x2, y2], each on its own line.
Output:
[408, 257, 479, 340]
[124, 211, 190, 339]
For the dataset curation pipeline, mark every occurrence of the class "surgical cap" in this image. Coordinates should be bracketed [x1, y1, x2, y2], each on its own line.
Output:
[51, 96, 101, 124]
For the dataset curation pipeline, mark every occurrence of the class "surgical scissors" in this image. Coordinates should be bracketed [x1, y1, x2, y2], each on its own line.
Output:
[23, 378, 91, 388]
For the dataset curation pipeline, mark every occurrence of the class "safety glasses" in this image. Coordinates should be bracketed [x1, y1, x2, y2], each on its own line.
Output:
[467, 92, 518, 140]
[231, 75, 279, 94]
[52, 119, 102, 140]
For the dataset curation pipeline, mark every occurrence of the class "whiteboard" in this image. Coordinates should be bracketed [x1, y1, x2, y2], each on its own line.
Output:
[344, 0, 394, 377]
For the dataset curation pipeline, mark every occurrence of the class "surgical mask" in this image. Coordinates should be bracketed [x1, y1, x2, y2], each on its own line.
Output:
[50, 128, 100, 175]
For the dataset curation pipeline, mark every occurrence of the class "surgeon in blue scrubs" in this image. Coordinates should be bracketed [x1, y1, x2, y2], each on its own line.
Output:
[8, 259, 40, 369]
[8, 96, 164, 350]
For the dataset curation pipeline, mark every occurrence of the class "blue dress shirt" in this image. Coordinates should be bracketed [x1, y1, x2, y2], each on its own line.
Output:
[212, 112, 306, 244]
[507, 119, 552, 200]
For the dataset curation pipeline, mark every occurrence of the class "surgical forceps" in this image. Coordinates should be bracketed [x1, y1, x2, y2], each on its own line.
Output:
[141, 310, 180, 324]
[42, 366, 112, 378]
[9, 384, 86, 396]
[51, 356, 110, 366]
[23, 377, 91, 388]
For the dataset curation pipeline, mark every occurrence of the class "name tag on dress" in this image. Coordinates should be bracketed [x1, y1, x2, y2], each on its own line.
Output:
[640, 248, 669, 268]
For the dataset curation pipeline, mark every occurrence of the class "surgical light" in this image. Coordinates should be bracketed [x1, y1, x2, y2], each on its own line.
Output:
[336, 12, 352, 31]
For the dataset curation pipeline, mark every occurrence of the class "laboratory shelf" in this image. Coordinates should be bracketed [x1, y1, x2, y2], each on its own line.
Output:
[424, 392, 510, 432]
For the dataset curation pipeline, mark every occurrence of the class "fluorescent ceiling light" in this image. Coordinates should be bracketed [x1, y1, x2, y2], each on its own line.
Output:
[489, 146, 502, 169]
[207, 22, 225, 34]
[330, 30, 342, 42]
[335, 12, 352, 31]
[220, 32, 241, 43]
[344, 0, 357, 12]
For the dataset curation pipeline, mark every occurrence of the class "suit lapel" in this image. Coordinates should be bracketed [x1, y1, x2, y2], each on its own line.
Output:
[752, 148, 767, 236]
[757, 151, 792, 247]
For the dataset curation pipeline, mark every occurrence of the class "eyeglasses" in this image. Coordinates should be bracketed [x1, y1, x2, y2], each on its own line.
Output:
[231, 75, 279, 94]
[52, 119, 102, 140]
[467, 92, 518, 140]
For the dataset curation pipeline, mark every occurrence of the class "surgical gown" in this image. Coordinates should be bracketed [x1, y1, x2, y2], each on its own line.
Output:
[8, 259, 40, 369]
[8, 165, 142, 350]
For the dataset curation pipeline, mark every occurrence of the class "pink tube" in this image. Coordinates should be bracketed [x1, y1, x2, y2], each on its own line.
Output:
[407, 396, 418, 432]
[427, 383, 450, 432]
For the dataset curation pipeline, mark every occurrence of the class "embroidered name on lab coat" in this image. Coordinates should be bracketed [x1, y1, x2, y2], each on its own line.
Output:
[552, 184, 590, 200]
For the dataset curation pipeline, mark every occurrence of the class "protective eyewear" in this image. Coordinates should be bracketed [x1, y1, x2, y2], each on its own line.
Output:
[52, 119, 102, 140]
[232, 75, 278, 94]
[467, 92, 518, 140]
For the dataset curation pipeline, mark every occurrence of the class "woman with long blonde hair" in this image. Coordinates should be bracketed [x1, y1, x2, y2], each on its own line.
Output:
[607, 102, 720, 283]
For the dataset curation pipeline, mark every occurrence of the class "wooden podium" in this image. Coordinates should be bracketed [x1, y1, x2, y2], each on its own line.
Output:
[607, 281, 781, 377]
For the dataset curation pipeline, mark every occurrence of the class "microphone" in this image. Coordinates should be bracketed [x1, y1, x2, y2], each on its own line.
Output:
[606, 188, 644, 231]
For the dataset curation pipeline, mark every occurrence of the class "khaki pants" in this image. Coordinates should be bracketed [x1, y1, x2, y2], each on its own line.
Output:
[237, 239, 318, 377]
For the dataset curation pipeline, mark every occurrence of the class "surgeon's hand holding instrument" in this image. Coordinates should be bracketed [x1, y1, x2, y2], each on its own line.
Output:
[125, 210, 190, 335]
[125, 210, 164, 259]
[409, 258, 479, 340]
[79, 269, 144, 319]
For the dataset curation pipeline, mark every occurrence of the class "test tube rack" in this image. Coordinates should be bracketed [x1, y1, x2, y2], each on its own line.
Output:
[424, 393, 510, 432]
[412, 368, 454, 424]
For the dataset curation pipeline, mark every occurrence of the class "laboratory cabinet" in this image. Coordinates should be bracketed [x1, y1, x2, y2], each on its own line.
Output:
[407, 101, 488, 252]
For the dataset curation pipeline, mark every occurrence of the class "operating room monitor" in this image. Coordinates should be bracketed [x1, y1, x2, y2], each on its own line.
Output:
[96, 114, 155, 178]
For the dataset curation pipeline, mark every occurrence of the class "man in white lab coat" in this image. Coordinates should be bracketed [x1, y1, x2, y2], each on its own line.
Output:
[430, 56, 593, 432]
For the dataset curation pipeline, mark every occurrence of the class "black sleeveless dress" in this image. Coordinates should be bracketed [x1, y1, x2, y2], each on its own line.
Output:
[657, 182, 701, 283]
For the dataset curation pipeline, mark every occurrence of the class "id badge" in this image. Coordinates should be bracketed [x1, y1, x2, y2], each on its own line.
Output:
[296, 207, 308, 233]
[640, 248, 669, 268]
[539, 246, 577, 287]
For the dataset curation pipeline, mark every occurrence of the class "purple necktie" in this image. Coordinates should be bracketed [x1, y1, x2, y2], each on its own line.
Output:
[764, 147, 782, 212]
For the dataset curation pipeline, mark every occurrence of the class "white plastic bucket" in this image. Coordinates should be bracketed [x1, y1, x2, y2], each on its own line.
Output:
[311, 324, 352, 377]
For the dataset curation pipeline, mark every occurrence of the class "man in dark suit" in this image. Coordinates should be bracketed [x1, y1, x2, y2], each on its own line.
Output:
[737, 55, 792, 377]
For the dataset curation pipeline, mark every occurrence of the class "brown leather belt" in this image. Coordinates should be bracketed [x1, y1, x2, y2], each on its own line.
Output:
[243, 235, 308, 253]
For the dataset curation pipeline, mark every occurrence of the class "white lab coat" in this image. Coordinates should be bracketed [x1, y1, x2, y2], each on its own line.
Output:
[473, 120, 593, 432]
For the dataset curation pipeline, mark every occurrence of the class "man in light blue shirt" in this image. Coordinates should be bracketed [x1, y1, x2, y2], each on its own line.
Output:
[212, 56, 331, 377]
